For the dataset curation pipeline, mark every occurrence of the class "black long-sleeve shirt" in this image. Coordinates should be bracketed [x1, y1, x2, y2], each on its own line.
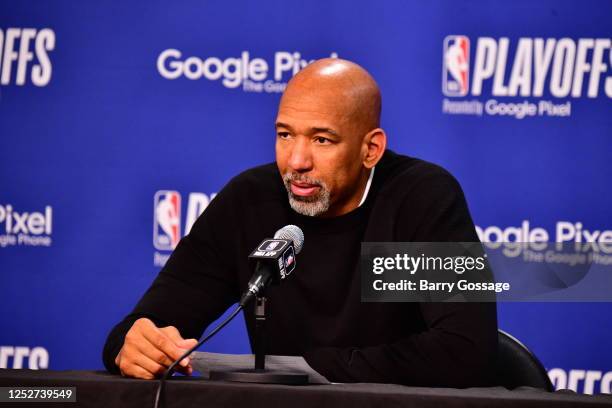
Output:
[103, 150, 497, 387]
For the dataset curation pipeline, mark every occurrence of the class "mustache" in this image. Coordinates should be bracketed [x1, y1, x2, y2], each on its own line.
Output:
[282, 172, 323, 187]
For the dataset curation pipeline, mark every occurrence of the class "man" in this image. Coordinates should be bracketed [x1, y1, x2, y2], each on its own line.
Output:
[103, 58, 497, 387]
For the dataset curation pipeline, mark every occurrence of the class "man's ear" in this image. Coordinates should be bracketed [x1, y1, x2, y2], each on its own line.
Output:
[362, 128, 387, 169]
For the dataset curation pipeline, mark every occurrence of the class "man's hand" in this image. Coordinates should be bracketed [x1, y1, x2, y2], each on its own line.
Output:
[114, 318, 198, 379]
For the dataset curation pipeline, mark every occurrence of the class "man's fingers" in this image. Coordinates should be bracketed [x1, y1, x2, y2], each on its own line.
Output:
[139, 326, 191, 367]
[159, 326, 183, 344]
[157, 327, 197, 366]
[173, 338, 198, 368]
[160, 327, 198, 351]
[117, 319, 195, 379]
[131, 354, 167, 377]
[134, 336, 182, 367]
[177, 338, 198, 349]
[132, 353, 193, 377]
[120, 362, 156, 380]
[173, 363, 193, 376]
[157, 333, 195, 376]
[120, 342, 193, 378]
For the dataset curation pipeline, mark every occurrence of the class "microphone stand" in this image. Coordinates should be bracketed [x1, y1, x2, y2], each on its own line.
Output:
[210, 295, 308, 385]
[254, 296, 268, 371]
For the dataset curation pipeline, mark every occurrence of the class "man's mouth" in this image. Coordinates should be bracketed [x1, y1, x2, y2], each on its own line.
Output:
[290, 181, 321, 197]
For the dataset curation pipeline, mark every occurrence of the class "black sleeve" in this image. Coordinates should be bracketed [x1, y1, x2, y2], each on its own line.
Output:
[303, 171, 498, 387]
[102, 184, 241, 374]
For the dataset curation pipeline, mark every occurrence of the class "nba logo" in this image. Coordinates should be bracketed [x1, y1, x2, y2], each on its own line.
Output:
[285, 254, 294, 267]
[153, 190, 181, 250]
[265, 241, 280, 251]
[442, 35, 470, 96]
[282, 246, 296, 277]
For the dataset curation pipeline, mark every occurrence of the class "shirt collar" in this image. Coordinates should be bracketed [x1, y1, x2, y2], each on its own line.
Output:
[358, 167, 375, 207]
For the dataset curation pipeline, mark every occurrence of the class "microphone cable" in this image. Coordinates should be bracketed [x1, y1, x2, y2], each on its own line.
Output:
[153, 305, 244, 408]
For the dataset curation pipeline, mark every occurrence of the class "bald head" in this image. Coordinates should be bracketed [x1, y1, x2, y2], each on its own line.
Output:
[281, 58, 382, 133]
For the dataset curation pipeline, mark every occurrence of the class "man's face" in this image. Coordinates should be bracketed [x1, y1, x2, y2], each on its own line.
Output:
[275, 84, 366, 217]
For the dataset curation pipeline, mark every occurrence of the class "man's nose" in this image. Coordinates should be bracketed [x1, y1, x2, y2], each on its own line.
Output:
[287, 137, 313, 172]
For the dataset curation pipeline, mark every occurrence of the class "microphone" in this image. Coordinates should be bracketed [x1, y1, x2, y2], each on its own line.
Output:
[156, 226, 305, 406]
[239, 225, 304, 307]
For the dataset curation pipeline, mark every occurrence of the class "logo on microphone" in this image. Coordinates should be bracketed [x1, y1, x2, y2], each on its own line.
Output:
[442, 35, 470, 96]
[281, 246, 296, 278]
[285, 253, 294, 267]
[153, 190, 181, 250]
[265, 241, 280, 251]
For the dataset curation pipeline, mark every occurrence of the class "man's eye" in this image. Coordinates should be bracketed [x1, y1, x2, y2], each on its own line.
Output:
[314, 136, 331, 144]
[277, 132, 291, 139]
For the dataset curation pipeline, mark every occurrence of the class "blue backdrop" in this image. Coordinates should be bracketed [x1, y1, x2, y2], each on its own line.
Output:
[1, 0, 611, 394]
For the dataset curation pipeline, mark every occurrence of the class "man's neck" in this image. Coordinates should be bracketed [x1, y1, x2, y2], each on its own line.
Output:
[318, 167, 374, 218]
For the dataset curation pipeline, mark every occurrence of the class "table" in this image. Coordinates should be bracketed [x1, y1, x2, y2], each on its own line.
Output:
[1, 369, 611, 408]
